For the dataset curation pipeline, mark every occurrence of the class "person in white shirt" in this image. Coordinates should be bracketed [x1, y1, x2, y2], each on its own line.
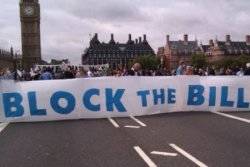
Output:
[87, 69, 93, 77]
[236, 68, 244, 76]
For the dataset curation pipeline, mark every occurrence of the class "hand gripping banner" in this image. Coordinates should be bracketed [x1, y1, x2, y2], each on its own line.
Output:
[0, 76, 250, 122]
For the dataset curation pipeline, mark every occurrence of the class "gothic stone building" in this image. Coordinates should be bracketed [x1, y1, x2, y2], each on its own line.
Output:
[20, 0, 42, 70]
[82, 34, 155, 68]
[0, 47, 22, 70]
[157, 34, 200, 70]
[158, 34, 250, 70]
[201, 35, 250, 62]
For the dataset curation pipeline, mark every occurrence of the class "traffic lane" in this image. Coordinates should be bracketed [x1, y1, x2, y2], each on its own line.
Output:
[0, 119, 146, 167]
[119, 112, 250, 167]
[114, 116, 203, 167]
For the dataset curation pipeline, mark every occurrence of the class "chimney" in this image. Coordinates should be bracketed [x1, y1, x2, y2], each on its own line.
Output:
[94, 33, 98, 39]
[109, 33, 115, 44]
[129, 34, 132, 41]
[184, 34, 188, 42]
[135, 39, 138, 44]
[209, 39, 214, 46]
[166, 35, 170, 44]
[139, 37, 142, 43]
[246, 35, 250, 45]
[143, 34, 147, 41]
[226, 35, 231, 43]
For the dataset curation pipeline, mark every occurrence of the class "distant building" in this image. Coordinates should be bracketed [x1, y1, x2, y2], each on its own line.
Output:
[201, 35, 250, 62]
[20, 0, 42, 70]
[50, 59, 69, 65]
[82, 33, 155, 68]
[0, 47, 22, 70]
[157, 34, 201, 70]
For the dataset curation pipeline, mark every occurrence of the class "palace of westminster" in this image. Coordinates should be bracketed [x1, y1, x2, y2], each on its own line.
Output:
[1, 0, 250, 71]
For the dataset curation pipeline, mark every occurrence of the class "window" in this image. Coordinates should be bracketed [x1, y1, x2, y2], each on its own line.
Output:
[184, 49, 188, 54]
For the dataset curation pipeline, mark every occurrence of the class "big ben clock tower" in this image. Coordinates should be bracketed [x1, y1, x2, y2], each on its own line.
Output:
[20, 0, 41, 70]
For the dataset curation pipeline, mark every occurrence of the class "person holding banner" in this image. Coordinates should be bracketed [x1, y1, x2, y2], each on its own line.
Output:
[176, 61, 185, 75]
[245, 63, 250, 75]
[39, 68, 53, 80]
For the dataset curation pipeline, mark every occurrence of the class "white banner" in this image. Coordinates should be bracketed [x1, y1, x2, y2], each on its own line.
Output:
[0, 76, 250, 122]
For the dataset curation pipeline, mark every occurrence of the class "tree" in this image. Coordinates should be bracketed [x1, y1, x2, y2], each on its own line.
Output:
[191, 54, 208, 69]
[211, 55, 250, 69]
[132, 55, 160, 70]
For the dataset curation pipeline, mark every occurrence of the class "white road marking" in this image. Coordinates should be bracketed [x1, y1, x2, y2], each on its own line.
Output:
[169, 144, 208, 167]
[151, 151, 178, 157]
[107, 118, 120, 128]
[134, 146, 157, 167]
[0, 123, 9, 133]
[130, 116, 147, 127]
[124, 125, 140, 129]
[211, 111, 250, 124]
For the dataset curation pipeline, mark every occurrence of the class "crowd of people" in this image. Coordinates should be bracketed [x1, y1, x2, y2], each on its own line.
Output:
[175, 62, 250, 76]
[1, 62, 250, 81]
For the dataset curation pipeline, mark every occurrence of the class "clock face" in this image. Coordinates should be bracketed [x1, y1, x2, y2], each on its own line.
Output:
[24, 6, 34, 16]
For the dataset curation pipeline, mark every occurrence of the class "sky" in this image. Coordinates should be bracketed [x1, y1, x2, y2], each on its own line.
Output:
[0, 0, 250, 64]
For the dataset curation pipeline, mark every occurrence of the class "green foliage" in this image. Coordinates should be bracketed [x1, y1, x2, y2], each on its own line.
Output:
[212, 55, 250, 69]
[191, 54, 208, 68]
[132, 55, 160, 70]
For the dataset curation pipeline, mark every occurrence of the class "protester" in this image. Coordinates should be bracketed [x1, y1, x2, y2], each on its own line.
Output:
[208, 67, 215, 76]
[87, 69, 94, 78]
[185, 66, 193, 75]
[198, 68, 205, 76]
[236, 68, 244, 76]
[176, 61, 185, 75]
[63, 67, 74, 79]
[245, 63, 250, 76]
[75, 68, 87, 78]
[39, 68, 53, 80]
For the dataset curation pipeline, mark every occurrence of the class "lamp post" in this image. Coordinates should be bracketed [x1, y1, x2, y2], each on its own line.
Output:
[14, 50, 20, 81]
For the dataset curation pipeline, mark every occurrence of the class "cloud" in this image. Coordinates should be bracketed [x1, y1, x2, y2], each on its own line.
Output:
[0, 0, 250, 64]
[51, 0, 149, 23]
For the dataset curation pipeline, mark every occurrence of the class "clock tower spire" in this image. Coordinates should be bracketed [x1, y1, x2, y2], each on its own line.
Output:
[20, 0, 41, 70]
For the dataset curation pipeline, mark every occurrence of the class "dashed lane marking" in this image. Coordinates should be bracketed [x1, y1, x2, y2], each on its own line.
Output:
[130, 116, 147, 127]
[124, 125, 140, 129]
[211, 111, 250, 124]
[170, 143, 208, 167]
[134, 146, 157, 167]
[107, 118, 120, 128]
[151, 151, 178, 157]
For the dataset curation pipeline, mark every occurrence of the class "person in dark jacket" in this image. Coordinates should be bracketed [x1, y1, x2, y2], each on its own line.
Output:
[63, 67, 75, 79]
[245, 63, 250, 76]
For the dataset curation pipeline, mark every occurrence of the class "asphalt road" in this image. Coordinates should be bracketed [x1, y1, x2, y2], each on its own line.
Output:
[0, 111, 249, 167]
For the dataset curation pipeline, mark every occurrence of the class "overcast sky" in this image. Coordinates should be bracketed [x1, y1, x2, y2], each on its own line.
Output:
[0, 0, 250, 64]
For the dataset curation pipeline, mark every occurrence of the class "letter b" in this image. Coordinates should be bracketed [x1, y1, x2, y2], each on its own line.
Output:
[3, 93, 24, 118]
[187, 85, 205, 106]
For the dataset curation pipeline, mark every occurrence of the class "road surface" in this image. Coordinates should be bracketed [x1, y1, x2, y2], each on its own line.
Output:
[0, 111, 249, 167]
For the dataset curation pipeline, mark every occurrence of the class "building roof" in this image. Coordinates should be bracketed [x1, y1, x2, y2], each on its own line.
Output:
[84, 33, 155, 56]
[169, 41, 199, 51]
[215, 41, 250, 54]
[88, 43, 153, 52]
